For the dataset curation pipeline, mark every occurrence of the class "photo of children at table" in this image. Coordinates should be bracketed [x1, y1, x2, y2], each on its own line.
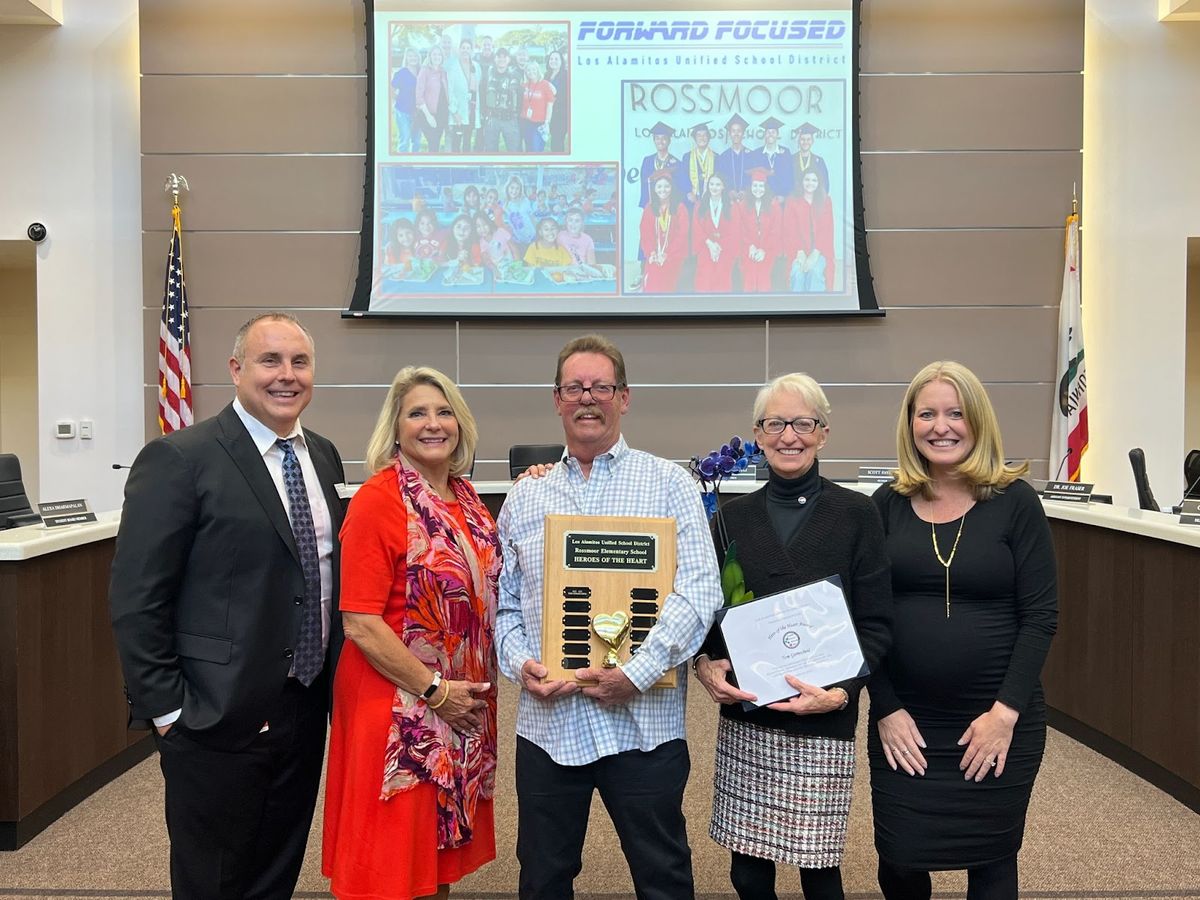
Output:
[502, 174, 536, 244]
[523, 218, 573, 267]
[475, 213, 516, 269]
[375, 163, 617, 295]
[557, 207, 596, 266]
[440, 214, 483, 267]
[382, 218, 416, 278]
[413, 209, 443, 260]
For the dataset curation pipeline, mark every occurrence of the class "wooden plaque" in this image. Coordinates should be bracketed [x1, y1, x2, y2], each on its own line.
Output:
[541, 514, 677, 688]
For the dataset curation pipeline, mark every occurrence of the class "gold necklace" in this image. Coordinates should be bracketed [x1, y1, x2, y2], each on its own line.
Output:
[929, 502, 967, 618]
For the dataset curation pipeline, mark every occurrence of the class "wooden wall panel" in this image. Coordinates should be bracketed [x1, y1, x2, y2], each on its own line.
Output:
[862, 152, 1082, 229]
[141, 156, 364, 232]
[139, 0, 365, 75]
[141, 233, 362, 310]
[141, 76, 366, 154]
[767, 307, 1058, 383]
[860, 74, 1083, 152]
[141, 308, 458, 386]
[457, 321, 768, 386]
[860, 0, 1084, 74]
[866, 230, 1065, 308]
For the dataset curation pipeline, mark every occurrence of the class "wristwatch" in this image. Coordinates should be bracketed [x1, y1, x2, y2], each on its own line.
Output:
[422, 671, 443, 700]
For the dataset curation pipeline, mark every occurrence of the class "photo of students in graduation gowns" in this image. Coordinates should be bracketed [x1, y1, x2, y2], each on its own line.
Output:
[638, 168, 689, 293]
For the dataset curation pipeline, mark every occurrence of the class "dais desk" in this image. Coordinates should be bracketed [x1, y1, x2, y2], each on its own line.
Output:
[0, 512, 153, 849]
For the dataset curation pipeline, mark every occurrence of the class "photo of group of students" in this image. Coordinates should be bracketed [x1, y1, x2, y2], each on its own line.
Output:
[376, 164, 617, 294]
[388, 21, 570, 155]
[632, 115, 840, 294]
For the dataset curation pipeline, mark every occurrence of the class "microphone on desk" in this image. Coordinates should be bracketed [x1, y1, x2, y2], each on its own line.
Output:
[112, 463, 133, 471]
[1051, 448, 1073, 483]
[1169, 468, 1200, 514]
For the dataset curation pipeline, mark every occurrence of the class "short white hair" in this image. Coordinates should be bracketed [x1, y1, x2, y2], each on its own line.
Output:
[752, 373, 831, 426]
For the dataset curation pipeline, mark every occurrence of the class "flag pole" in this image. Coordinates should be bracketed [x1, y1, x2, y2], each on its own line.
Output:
[158, 173, 193, 434]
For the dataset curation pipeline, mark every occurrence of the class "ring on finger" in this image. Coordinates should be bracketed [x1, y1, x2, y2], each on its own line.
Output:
[901, 749, 911, 755]
[987, 758, 996, 767]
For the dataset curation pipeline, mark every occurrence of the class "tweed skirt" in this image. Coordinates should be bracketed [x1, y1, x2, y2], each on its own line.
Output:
[709, 716, 856, 868]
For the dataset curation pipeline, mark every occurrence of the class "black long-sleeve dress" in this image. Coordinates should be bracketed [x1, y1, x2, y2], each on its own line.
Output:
[868, 479, 1057, 870]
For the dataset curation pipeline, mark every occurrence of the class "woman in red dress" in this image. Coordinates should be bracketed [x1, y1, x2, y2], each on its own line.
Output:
[784, 169, 836, 292]
[638, 168, 689, 293]
[323, 366, 499, 900]
[692, 171, 737, 293]
[735, 167, 782, 292]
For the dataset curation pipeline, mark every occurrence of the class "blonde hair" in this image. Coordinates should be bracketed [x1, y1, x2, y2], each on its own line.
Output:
[752, 373, 832, 427]
[892, 360, 1028, 501]
[364, 366, 478, 478]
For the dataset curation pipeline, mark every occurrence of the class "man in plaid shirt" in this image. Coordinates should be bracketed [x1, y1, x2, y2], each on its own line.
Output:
[496, 334, 722, 900]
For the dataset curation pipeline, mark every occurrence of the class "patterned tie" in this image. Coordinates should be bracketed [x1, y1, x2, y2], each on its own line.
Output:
[277, 438, 323, 686]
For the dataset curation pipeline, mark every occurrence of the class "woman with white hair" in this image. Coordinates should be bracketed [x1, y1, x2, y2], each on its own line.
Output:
[694, 373, 893, 900]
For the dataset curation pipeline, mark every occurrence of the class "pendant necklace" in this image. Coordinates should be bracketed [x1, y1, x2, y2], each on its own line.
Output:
[929, 497, 967, 618]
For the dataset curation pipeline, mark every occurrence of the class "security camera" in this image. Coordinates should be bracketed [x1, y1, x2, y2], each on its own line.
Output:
[27, 223, 47, 243]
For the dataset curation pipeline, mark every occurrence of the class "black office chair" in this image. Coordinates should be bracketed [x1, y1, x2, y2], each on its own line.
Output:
[1128, 448, 1159, 512]
[1184, 449, 1200, 500]
[508, 444, 564, 479]
[0, 453, 41, 529]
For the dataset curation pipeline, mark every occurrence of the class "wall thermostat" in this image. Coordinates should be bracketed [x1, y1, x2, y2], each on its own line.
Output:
[55, 420, 75, 439]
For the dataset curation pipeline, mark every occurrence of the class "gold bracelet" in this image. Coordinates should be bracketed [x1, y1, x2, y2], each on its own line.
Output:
[831, 687, 850, 710]
[427, 680, 451, 710]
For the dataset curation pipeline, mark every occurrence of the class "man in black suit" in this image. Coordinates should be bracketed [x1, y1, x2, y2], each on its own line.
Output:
[110, 313, 345, 900]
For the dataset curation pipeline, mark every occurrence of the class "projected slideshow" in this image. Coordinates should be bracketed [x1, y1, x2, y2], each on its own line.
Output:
[350, 7, 877, 317]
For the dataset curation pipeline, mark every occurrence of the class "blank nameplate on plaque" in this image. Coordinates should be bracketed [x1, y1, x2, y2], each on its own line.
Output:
[541, 514, 677, 687]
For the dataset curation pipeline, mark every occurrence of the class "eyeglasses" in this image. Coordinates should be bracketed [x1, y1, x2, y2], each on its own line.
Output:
[756, 416, 824, 435]
[555, 382, 623, 402]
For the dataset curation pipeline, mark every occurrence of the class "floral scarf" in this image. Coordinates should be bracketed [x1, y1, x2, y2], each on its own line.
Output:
[380, 458, 501, 849]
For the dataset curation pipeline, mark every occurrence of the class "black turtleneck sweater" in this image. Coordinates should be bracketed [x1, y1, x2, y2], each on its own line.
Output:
[764, 458, 824, 545]
[701, 463, 894, 741]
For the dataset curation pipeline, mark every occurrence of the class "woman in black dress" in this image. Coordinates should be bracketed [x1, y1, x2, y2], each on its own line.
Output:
[695, 373, 893, 900]
[869, 361, 1057, 899]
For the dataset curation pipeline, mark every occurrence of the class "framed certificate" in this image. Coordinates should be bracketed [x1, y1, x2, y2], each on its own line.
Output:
[540, 514, 677, 687]
[715, 575, 867, 709]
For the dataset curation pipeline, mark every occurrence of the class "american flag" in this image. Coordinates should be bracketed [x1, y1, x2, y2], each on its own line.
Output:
[158, 204, 193, 433]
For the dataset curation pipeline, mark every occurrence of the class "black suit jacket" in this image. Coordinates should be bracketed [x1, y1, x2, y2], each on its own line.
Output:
[109, 404, 345, 750]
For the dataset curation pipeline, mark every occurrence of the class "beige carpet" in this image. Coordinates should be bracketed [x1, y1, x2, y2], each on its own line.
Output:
[2, 678, 1198, 899]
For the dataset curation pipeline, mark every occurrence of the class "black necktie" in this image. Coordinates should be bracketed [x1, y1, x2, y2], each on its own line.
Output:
[277, 438, 323, 686]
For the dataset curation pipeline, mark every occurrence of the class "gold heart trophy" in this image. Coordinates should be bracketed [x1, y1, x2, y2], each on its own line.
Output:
[591, 611, 632, 668]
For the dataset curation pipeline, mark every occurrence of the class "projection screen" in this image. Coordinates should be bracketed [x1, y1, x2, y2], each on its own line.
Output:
[347, 3, 879, 318]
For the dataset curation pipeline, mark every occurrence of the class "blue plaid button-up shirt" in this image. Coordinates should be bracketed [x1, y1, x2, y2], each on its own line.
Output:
[496, 435, 722, 765]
